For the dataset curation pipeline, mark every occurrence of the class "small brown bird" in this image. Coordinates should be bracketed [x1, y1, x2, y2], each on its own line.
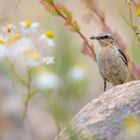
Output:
[90, 33, 128, 91]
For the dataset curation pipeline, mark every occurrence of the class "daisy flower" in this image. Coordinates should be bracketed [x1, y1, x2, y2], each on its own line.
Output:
[24, 49, 40, 67]
[20, 20, 39, 34]
[0, 36, 7, 59]
[137, 8, 140, 17]
[68, 64, 86, 81]
[1, 24, 15, 34]
[6, 34, 34, 59]
[32, 70, 60, 90]
[40, 56, 55, 65]
[40, 30, 55, 47]
[0, 35, 7, 44]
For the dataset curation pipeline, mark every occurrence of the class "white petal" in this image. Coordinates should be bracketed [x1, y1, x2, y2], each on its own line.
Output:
[20, 22, 26, 27]
[47, 38, 55, 47]
[32, 22, 39, 28]
[46, 56, 55, 64]
[68, 66, 85, 81]
[33, 72, 60, 90]
[40, 34, 46, 40]
[0, 46, 6, 59]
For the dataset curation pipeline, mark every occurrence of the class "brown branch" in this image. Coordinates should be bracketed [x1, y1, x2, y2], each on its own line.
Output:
[133, 0, 140, 8]
[52, 3, 96, 60]
[41, 0, 96, 61]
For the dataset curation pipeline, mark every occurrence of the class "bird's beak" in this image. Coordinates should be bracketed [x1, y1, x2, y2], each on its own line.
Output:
[90, 36, 100, 40]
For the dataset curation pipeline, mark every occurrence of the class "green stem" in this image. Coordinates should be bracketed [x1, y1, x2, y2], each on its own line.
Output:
[51, 102, 61, 133]
[23, 69, 32, 117]
[119, 10, 140, 42]
[6, 59, 28, 87]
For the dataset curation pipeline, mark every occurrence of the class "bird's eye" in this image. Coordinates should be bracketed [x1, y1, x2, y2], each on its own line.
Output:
[104, 35, 109, 39]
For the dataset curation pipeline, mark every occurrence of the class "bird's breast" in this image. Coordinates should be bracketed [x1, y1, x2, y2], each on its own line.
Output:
[97, 47, 118, 70]
[96, 46, 128, 84]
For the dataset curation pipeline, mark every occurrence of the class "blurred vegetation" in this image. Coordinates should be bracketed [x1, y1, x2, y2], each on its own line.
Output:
[0, 0, 140, 140]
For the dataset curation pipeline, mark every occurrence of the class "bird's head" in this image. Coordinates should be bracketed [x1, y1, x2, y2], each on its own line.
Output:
[90, 33, 115, 47]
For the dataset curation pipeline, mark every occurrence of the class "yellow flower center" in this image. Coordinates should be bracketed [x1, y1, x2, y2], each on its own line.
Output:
[25, 20, 32, 27]
[7, 34, 22, 46]
[137, 8, 140, 16]
[25, 50, 40, 60]
[0, 39, 4, 45]
[13, 34, 22, 41]
[45, 31, 54, 38]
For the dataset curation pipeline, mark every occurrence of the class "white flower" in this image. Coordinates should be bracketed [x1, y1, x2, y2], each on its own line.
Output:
[33, 71, 60, 90]
[68, 64, 86, 81]
[6, 34, 34, 59]
[20, 20, 39, 34]
[24, 49, 40, 67]
[40, 56, 55, 65]
[0, 35, 7, 43]
[40, 31, 55, 47]
[1, 24, 15, 34]
[0, 36, 7, 59]
[0, 46, 6, 59]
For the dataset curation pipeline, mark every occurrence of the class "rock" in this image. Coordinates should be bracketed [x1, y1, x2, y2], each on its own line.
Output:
[55, 80, 140, 140]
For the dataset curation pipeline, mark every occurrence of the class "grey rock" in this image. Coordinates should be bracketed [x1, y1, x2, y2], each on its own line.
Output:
[55, 80, 140, 140]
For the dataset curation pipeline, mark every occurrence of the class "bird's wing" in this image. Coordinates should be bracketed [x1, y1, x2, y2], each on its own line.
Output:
[118, 48, 128, 66]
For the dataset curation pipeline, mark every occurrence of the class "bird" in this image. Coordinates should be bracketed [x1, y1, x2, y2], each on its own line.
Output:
[90, 33, 128, 91]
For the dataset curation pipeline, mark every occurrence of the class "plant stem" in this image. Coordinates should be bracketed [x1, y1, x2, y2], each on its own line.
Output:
[23, 69, 32, 118]
[6, 59, 28, 87]
[51, 2, 96, 60]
